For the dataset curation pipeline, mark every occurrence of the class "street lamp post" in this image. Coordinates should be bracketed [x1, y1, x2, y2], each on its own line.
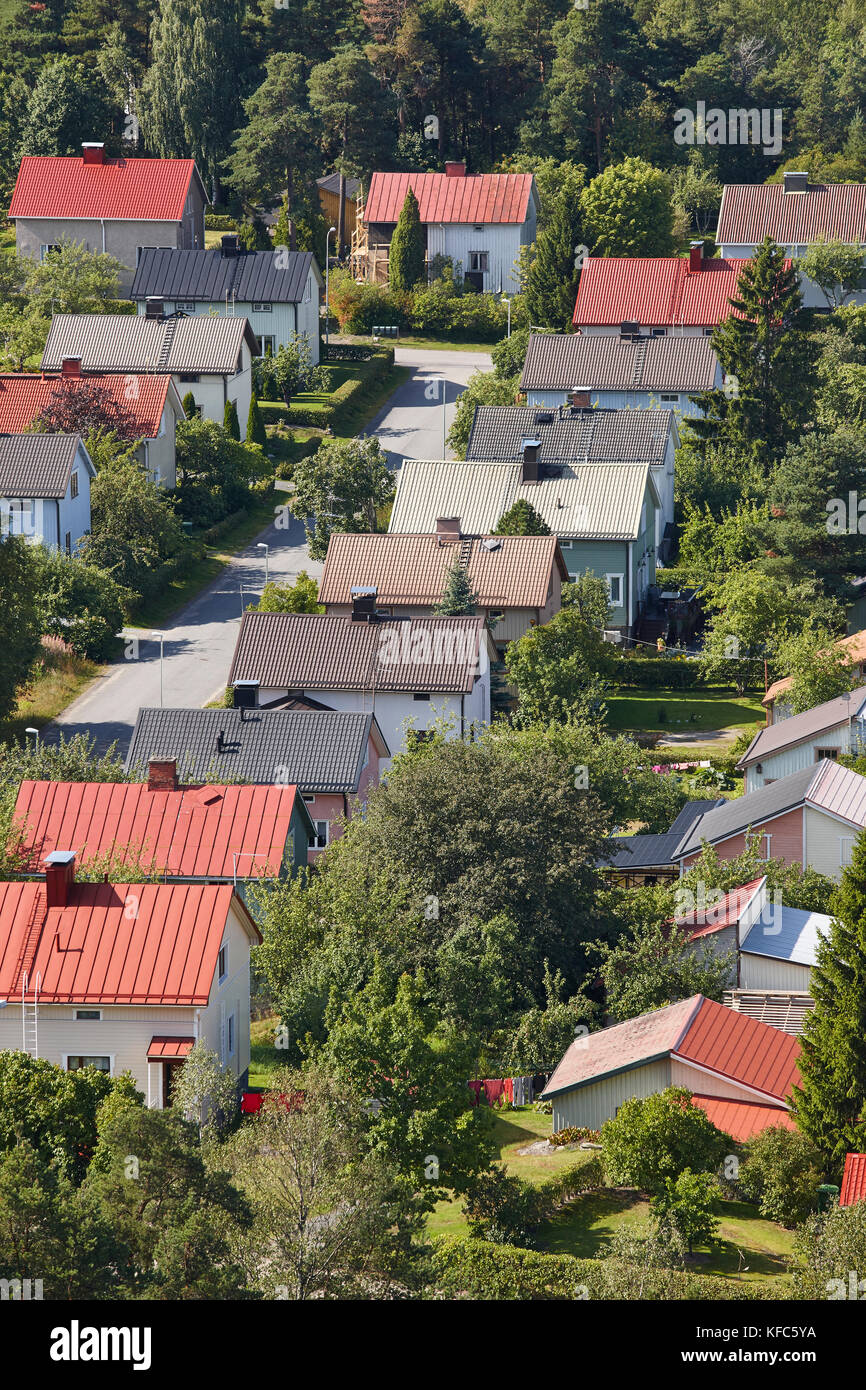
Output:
[504, 297, 511, 338]
[442, 375, 447, 458]
[25, 726, 39, 750]
[256, 542, 270, 588]
[325, 226, 337, 349]
[152, 631, 165, 708]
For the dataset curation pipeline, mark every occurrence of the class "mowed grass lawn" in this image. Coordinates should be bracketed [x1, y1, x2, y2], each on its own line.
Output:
[428, 1106, 794, 1288]
[604, 688, 765, 735]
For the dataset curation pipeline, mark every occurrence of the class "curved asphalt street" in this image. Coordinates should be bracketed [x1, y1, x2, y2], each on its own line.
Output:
[47, 345, 492, 755]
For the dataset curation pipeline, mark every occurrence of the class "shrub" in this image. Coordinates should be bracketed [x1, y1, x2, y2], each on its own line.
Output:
[550, 1126, 600, 1146]
[739, 1127, 823, 1226]
[613, 652, 707, 689]
[462, 1168, 553, 1247]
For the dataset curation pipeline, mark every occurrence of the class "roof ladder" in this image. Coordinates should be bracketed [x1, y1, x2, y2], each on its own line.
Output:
[457, 537, 473, 569]
[631, 337, 648, 387]
[21, 971, 40, 1059]
[155, 317, 178, 372]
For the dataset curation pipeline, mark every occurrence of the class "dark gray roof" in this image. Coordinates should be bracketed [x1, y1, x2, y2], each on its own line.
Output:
[42, 314, 257, 374]
[130, 248, 321, 305]
[674, 765, 821, 858]
[0, 432, 86, 498]
[520, 332, 718, 393]
[316, 172, 361, 199]
[466, 405, 676, 465]
[599, 800, 723, 870]
[737, 686, 866, 768]
[124, 708, 389, 792]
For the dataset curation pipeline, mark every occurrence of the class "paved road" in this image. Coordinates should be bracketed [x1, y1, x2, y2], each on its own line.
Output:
[47, 347, 492, 755]
[365, 346, 492, 467]
[50, 507, 321, 756]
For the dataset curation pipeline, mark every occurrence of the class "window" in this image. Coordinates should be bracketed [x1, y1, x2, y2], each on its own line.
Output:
[559, 538, 573, 549]
[312, 820, 329, 850]
[178, 372, 200, 383]
[605, 573, 624, 606]
[761, 833, 772, 861]
[659, 393, 679, 403]
[252, 302, 272, 313]
[259, 335, 276, 357]
[40, 244, 61, 261]
[841, 836, 856, 868]
[469, 251, 489, 272]
[227, 1012, 235, 1058]
[651, 327, 666, 337]
[218, 943, 228, 982]
[70, 470, 79, 499]
[75, 1009, 101, 1021]
[815, 747, 840, 761]
[180, 303, 197, 313]
[67, 1056, 111, 1072]
[489, 609, 505, 625]
[64, 531, 71, 556]
[640, 503, 647, 534]
[413, 692, 431, 701]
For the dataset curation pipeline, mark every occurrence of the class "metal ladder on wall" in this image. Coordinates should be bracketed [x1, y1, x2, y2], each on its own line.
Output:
[21, 971, 40, 1058]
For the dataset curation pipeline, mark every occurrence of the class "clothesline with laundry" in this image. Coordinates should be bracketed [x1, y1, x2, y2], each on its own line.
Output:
[467, 1074, 551, 1107]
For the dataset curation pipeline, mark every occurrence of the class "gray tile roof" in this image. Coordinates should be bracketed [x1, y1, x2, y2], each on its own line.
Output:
[737, 686, 866, 768]
[316, 172, 361, 199]
[466, 405, 676, 464]
[41, 314, 258, 375]
[228, 612, 491, 694]
[124, 708, 388, 791]
[130, 248, 321, 305]
[0, 432, 85, 498]
[520, 332, 719, 393]
[599, 801, 723, 870]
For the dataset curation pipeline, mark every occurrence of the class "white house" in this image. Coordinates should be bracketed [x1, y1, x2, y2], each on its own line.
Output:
[228, 610, 495, 762]
[717, 173, 866, 310]
[359, 166, 538, 294]
[41, 312, 258, 440]
[0, 433, 94, 553]
[131, 241, 323, 361]
[520, 332, 722, 423]
[737, 686, 866, 792]
[0, 855, 260, 1107]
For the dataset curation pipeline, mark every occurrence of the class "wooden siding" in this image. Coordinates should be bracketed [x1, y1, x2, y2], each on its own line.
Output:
[804, 805, 858, 880]
[740, 953, 813, 992]
[681, 806, 805, 872]
[550, 1058, 671, 1131]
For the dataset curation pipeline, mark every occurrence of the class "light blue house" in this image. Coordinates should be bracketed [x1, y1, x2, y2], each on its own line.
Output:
[520, 332, 722, 423]
[0, 433, 94, 553]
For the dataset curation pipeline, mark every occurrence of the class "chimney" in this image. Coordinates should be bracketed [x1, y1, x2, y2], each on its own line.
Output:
[435, 516, 461, 542]
[82, 142, 106, 165]
[61, 357, 82, 379]
[221, 233, 241, 257]
[620, 320, 640, 338]
[144, 296, 165, 320]
[44, 851, 76, 908]
[216, 729, 226, 755]
[351, 586, 377, 622]
[147, 758, 178, 792]
[568, 390, 591, 409]
[688, 241, 703, 272]
[521, 438, 540, 482]
[444, 162, 467, 178]
[783, 171, 809, 194]
[232, 679, 259, 709]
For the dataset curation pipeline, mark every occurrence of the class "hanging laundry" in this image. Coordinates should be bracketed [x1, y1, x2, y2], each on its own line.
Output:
[483, 1078, 505, 1107]
[468, 1080, 483, 1107]
[502, 1078, 513, 1104]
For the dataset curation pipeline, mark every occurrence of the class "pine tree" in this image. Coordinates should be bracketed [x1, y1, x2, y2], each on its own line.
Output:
[389, 188, 426, 293]
[792, 832, 866, 1174]
[181, 390, 197, 419]
[526, 183, 585, 329]
[493, 499, 551, 535]
[434, 556, 477, 615]
[224, 400, 240, 440]
[246, 391, 267, 448]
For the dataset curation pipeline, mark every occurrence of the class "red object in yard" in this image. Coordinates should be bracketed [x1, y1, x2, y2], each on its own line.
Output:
[241, 1092, 263, 1114]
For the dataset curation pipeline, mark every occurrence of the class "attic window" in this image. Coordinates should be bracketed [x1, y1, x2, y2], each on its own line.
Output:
[252, 302, 272, 313]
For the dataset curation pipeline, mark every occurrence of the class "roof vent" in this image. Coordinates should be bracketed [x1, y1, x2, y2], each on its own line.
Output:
[82, 142, 106, 165]
[61, 357, 82, 379]
[351, 586, 377, 622]
[445, 162, 467, 178]
[783, 171, 809, 194]
[44, 850, 76, 909]
[435, 516, 461, 541]
[481, 537, 501, 551]
[232, 679, 259, 709]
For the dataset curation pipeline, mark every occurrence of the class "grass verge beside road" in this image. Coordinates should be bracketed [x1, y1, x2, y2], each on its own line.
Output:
[0, 644, 104, 743]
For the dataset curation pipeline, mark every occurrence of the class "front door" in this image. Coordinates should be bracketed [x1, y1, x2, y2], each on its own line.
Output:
[163, 1061, 183, 1106]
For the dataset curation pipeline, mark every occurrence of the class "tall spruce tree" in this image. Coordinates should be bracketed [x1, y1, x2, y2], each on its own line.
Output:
[389, 188, 425, 292]
[223, 399, 240, 440]
[246, 391, 267, 448]
[691, 237, 816, 469]
[793, 832, 866, 1173]
[526, 167, 586, 329]
[434, 556, 478, 615]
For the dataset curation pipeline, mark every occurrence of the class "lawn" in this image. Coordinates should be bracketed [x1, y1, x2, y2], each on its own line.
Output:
[0, 642, 104, 743]
[427, 1105, 795, 1288]
[248, 1014, 284, 1090]
[336, 331, 495, 354]
[260, 358, 412, 464]
[604, 688, 765, 736]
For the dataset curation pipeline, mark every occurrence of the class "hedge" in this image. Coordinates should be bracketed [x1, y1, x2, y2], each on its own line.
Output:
[283, 346, 395, 430]
[431, 1237, 775, 1301]
[204, 214, 240, 231]
[613, 652, 707, 689]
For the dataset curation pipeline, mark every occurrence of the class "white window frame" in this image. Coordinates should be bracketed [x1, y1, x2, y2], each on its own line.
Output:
[74, 1008, 101, 1021]
[64, 1054, 113, 1074]
[659, 393, 680, 403]
[70, 469, 79, 499]
[252, 302, 272, 313]
[469, 250, 489, 273]
[605, 573, 624, 607]
[311, 819, 329, 850]
[841, 836, 856, 869]
[227, 1011, 236, 1058]
[40, 244, 61, 261]
[259, 335, 276, 356]
[559, 538, 573, 549]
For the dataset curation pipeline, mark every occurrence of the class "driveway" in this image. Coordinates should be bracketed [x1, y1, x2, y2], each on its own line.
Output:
[49, 508, 321, 756]
[366, 346, 492, 467]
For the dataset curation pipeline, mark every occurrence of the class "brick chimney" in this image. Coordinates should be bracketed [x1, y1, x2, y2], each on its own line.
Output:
[688, 241, 703, 272]
[44, 851, 76, 908]
[521, 438, 541, 482]
[436, 516, 461, 542]
[445, 162, 467, 178]
[61, 357, 82, 379]
[568, 390, 591, 409]
[82, 143, 106, 165]
[147, 758, 178, 791]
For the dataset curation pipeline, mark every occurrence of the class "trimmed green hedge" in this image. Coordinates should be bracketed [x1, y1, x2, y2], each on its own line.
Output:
[283, 347, 396, 430]
[613, 652, 707, 689]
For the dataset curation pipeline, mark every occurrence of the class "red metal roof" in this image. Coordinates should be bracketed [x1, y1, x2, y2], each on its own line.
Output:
[9, 156, 200, 222]
[683, 878, 765, 940]
[364, 171, 534, 225]
[840, 1153, 866, 1207]
[15, 779, 302, 880]
[0, 374, 172, 438]
[691, 1094, 797, 1141]
[147, 1036, 195, 1059]
[572, 256, 760, 328]
[0, 881, 251, 1005]
[718, 181, 866, 247]
[675, 996, 801, 1102]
